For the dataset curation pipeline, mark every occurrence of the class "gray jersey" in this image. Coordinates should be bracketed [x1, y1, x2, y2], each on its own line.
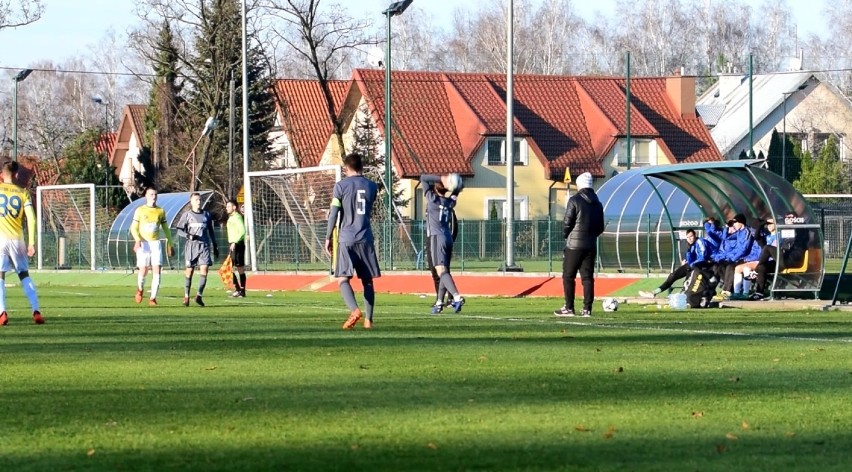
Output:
[330, 175, 377, 243]
[421, 175, 456, 238]
[176, 210, 215, 245]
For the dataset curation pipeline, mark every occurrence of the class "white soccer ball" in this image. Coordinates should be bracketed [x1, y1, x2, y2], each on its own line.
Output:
[602, 297, 619, 312]
[444, 173, 463, 196]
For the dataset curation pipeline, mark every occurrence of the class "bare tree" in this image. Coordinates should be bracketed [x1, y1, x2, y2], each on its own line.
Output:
[262, 0, 378, 158]
[15, 60, 103, 178]
[0, 0, 44, 30]
[750, 0, 797, 71]
[804, 1, 852, 95]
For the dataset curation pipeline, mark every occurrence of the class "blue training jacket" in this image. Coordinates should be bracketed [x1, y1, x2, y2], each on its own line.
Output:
[720, 226, 754, 262]
[685, 237, 711, 267]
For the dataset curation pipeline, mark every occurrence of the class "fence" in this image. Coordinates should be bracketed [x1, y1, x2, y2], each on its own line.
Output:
[36, 206, 852, 274]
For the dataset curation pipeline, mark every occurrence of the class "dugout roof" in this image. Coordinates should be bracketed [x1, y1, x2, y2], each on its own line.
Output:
[596, 160, 823, 296]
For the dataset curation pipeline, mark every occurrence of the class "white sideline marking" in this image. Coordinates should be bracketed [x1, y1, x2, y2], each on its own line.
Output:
[55, 290, 93, 296]
[462, 315, 852, 344]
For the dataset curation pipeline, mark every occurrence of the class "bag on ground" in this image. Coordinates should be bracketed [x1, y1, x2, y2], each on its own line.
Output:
[684, 267, 715, 308]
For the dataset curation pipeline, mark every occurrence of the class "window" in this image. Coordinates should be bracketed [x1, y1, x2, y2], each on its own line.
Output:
[485, 197, 529, 220]
[615, 139, 654, 167]
[485, 138, 527, 166]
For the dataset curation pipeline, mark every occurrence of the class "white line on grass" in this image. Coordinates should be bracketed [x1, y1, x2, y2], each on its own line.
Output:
[462, 314, 852, 344]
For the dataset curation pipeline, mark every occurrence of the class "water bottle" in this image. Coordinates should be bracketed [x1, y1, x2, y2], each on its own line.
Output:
[669, 292, 687, 309]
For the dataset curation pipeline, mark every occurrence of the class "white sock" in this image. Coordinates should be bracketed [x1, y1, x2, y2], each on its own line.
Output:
[21, 276, 39, 311]
[151, 274, 161, 299]
[743, 280, 751, 293]
[0, 279, 6, 312]
[733, 273, 743, 294]
[137, 273, 145, 291]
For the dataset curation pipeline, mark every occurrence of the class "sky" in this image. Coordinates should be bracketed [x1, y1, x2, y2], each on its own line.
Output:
[0, 0, 829, 70]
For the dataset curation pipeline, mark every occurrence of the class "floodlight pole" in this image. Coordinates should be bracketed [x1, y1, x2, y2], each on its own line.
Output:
[93, 97, 109, 209]
[241, 0, 258, 272]
[504, 0, 520, 271]
[12, 69, 33, 162]
[382, 0, 412, 271]
[229, 70, 236, 199]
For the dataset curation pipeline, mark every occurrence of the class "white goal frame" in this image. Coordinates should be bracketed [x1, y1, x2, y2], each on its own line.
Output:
[36, 183, 97, 271]
[245, 165, 342, 272]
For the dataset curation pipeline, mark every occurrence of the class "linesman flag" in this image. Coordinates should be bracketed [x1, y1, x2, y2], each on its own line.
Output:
[218, 255, 234, 288]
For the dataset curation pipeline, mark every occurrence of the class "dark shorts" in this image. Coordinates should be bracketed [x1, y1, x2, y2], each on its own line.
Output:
[185, 241, 212, 268]
[335, 241, 381, 279]
[230, 240, 246, 268]
[429, 234, 453, 268]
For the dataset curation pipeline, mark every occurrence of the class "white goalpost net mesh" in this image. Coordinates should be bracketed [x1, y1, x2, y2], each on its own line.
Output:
[247, 165, 341, 270]
[36, 184, 105, 270]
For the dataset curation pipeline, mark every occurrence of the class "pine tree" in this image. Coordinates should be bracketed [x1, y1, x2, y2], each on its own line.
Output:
[160, 0, 276, 195]
[144, 20, 182, 172]
[793, 135, 851, 194]
[350, 106, 408, 220]
[60, 129, 125, 210]
[149, 0, 275, 197]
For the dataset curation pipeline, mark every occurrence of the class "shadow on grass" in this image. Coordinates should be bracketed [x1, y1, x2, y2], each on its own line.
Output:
[0, 427, 848, 471]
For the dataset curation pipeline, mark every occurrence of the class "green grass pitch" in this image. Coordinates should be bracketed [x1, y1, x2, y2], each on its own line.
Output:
[1, 275, 851, 471]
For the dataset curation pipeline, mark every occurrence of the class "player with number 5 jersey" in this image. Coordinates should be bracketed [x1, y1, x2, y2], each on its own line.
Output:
[0, 161, 43, 326]
[324, 152, 380, 330]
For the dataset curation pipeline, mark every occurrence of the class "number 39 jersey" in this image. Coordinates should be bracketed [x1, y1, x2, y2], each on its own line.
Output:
[331, 175, 377, 244]
[0, 182, 32, 241]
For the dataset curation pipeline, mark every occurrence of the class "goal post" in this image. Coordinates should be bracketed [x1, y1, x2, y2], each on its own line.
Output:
[245, 165, 342, 272]
[36, 184, 97, 271]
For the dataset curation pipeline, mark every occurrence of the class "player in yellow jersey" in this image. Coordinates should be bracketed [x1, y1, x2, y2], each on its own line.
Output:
[0, 162, 43, 326]
[130, 187, 173, 305]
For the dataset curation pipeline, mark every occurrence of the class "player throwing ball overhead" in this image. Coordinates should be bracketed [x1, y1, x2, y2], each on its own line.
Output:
[420, 173, 465, 314]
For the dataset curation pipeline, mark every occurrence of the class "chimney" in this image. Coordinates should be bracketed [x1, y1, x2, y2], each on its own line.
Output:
[666, 73, 696, 118]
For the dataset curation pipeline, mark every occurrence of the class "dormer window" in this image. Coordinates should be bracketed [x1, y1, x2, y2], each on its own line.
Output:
[485, 137, 527, 166]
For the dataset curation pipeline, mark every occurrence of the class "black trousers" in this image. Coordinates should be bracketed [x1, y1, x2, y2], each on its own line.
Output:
[754, 246, 777, 296]
[713, 261, 739, 292]
[659, 263, 690, 292]
[754, 246, 804, 296]
[562, 247, 596, 312]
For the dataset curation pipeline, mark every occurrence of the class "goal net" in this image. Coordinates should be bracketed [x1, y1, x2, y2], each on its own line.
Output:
[247, 165, 342, 270]
[36, 184, 105, 270]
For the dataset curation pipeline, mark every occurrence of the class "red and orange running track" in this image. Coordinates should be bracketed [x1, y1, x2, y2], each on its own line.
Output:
[247, 272, 639, 298]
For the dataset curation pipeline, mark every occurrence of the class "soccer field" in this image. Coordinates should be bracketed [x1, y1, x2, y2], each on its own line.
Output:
[1, 281, 851, 471]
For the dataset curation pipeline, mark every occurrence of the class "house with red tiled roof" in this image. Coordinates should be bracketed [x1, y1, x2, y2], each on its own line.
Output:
[321, 69, 721, 220]
[95, 132, 117, 161]
[110, 105, 148, 196]
[7, 155, 54, 188]
[271, 79, 350, 168]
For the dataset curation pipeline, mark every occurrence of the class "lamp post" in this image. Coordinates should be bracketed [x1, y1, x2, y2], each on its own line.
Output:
[184, 117, 217, 192]
[11, 69, 33, 162]
[92, 96, 110, 209]
[781, 83, 807, 181]
[382, 0, 412, 270]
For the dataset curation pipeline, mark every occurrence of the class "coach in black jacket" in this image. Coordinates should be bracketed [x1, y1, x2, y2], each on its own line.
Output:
[554, 172, 605, 317]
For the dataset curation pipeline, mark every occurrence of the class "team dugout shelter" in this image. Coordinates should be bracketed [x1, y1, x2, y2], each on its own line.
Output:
[108, 191, 214, 269]
[595, 160, 824, 298]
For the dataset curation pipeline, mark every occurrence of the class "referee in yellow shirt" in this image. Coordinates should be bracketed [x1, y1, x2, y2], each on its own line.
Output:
[130, 187, 173, 305]
[0, 161, 43, 326]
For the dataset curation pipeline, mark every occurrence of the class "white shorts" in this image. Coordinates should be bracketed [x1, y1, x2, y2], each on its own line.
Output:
[0, 239, 28, 273]
[136, 240, 163, 268]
